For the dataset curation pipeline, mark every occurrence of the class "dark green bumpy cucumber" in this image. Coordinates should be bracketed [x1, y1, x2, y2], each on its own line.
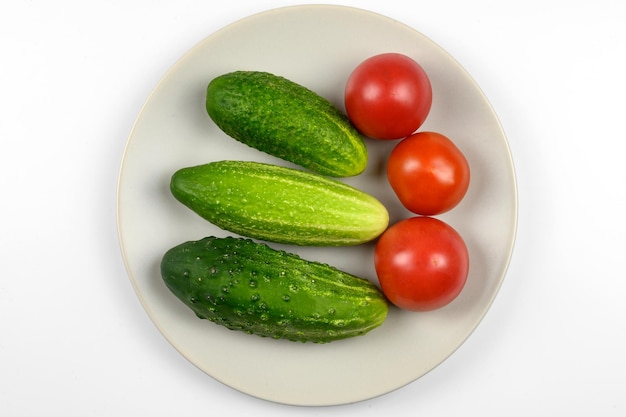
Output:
[206, 71, 367, 177]
[161, 236, 388, 343]
[170, 160, 389, 246]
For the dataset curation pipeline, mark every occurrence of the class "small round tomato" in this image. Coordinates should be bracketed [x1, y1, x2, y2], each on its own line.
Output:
[374, 217, 469, 311]
[344, 53, 432, 140]
[387, 131, 470, 215]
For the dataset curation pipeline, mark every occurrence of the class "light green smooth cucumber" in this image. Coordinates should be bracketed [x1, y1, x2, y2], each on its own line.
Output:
[160, 236, 389, 343]
[206, 71, 367, 177]
[170, 160, 389, 246]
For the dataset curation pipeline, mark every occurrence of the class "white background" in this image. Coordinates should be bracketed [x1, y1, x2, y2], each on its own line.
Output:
[2, 0, 625, 415]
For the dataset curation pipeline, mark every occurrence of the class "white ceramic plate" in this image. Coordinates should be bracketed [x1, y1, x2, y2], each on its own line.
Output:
[117, 5, 517, 406]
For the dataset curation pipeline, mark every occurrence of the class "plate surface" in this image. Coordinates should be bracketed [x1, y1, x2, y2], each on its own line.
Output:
[117, 5, 517, 406]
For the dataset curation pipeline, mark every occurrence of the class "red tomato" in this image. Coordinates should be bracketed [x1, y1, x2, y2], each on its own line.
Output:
[387, 131, 470, 215]
[344, 53, 432, 140]
[374, 217, 469, 311]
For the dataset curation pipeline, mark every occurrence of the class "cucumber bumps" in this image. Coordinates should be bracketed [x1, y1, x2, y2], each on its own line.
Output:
[206, 71, 367, 177]
[170, 160, 389, 246]
[161, 236, 388, 343]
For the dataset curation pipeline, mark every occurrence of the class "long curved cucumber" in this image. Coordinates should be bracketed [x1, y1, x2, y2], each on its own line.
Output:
[169, 160, 389, 246]
[161, 236, 388, 343]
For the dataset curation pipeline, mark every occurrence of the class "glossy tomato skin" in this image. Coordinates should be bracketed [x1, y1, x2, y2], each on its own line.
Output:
[344, 53, 432, 140]
[387, 131, 470, 216]
[374, 217, 469, 311]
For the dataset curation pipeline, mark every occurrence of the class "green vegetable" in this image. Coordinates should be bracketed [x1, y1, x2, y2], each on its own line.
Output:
[161, 236, 388, 343]
[170, 160, 389, 246]
[206, 71, 367, 177]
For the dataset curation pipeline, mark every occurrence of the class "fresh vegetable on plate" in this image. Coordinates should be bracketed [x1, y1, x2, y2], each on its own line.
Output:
[344, 53, 432, 140]
[387, 131, 470, 215]
[374, 216, 469, 312]
[170, 160, 389, 246]
[161, 236, 389, 343]
[206, 71, 367, 177]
